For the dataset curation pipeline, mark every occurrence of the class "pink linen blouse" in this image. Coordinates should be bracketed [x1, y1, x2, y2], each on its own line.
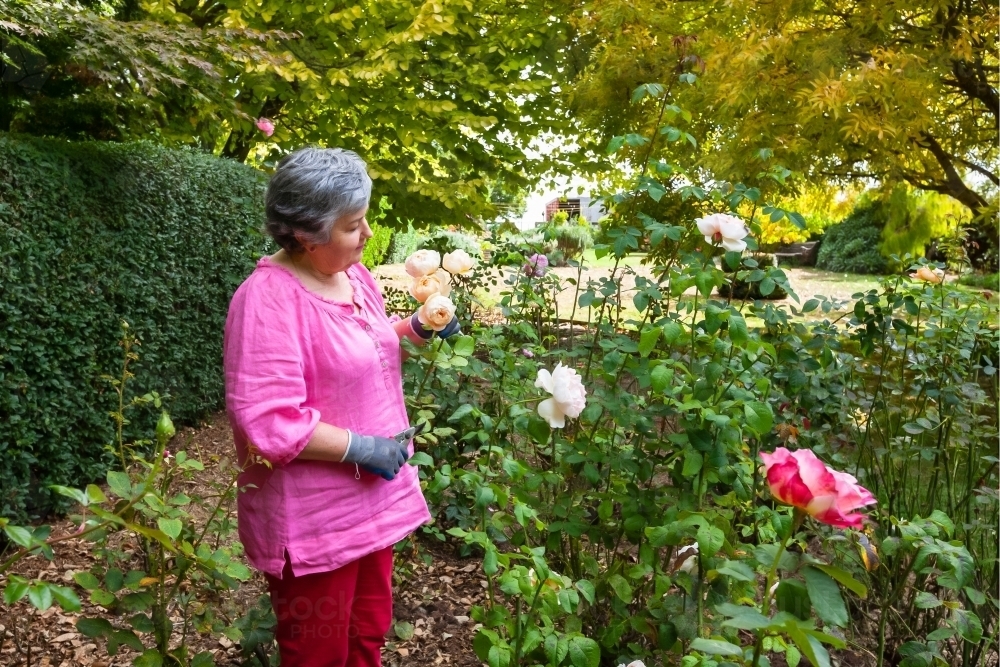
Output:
[223, 256, 430, 579]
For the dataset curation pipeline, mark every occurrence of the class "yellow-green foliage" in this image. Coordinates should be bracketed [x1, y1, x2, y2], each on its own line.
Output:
[880, 185, 969, 259]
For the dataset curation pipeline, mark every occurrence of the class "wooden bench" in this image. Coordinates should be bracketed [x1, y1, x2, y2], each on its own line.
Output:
[773, 241, 819, 267]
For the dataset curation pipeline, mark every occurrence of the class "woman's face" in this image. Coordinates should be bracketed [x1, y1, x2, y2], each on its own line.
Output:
[301, 207, 372, 274]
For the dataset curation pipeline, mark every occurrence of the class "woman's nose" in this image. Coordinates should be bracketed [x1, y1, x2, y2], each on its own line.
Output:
[361, 219, 374, 239]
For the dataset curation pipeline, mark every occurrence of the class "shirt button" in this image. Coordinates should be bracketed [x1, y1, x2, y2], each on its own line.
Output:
[382, 361, 388, 368]
[365, 324, 372, 331]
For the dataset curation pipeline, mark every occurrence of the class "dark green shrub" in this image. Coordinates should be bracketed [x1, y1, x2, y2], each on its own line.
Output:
[816, 203, 889, 274]
[385, 222, 426, 264]
[958, 272, 1000, 292]
[0, 134, 269, 520]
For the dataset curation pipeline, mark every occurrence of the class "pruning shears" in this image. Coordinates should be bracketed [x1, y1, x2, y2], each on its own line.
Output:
[392, 422, 426, 444]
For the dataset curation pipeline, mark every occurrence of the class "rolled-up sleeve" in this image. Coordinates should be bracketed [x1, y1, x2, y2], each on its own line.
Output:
[224, 277, 319, 467]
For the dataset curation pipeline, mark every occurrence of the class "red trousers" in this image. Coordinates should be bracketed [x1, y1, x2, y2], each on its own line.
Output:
[266, 547, 394, 667]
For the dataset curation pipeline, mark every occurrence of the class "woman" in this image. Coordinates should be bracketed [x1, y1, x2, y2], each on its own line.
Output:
[223, 147, 456, 667]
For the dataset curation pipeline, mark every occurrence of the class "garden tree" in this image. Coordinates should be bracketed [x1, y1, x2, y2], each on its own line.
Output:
[569, 0, 999, 267]
[0, 0, 292, 142]
[1, 0, 582, 227]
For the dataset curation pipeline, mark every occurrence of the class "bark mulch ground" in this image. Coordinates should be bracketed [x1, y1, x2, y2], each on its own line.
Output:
[0, 413, 484, 667]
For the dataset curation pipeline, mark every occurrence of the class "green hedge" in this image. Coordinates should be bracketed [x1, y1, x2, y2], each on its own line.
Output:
[816, 203, 889, 274]
[0, 135, 269, 520]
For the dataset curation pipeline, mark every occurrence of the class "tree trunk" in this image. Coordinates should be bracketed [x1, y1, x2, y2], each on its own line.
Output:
[912, 133, 997, 271]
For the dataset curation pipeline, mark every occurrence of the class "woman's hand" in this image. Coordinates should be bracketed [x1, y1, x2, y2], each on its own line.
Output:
[343, 432, 410, 480]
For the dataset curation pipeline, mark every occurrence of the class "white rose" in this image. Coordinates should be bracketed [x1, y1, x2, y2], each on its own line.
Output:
[695, 213, 750, 253]
[442, 249, 476, 275]
[409, 269, 452, 303]
[417, 293, 456, 331]
[534, 363, 587, 428]
[404, 249, 441, 277]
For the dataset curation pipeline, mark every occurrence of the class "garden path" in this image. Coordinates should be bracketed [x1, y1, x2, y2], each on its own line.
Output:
[374, 263, 885, 321]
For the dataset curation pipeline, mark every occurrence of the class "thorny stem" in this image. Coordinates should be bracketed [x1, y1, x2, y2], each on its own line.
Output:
[751, 508, 804, 667]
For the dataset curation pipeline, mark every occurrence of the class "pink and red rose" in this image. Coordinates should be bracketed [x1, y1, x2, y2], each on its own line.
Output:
[760, 447, 876, 528]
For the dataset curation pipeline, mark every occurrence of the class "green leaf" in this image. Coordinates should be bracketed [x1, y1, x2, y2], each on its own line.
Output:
[408, 451, 433, 466]
[157, 518, 182, 540]
[192, 652, 215, 667]
[394, 620, 415, 640]
[696, 524, 725, 558]
[650, 365, 673, 393]
[744, 401, 774, 436]
[4, 578, 29, 605]
[682, 450, 703, 478]
[86, 484, 108, 504]
[105, 568, 124, 593]
[689, 638, 743, 657]
[716, 603, 771, 630]
[567, 636, 600, 667]
[50, 485, 88, 506]
[811, 563, 867, 599]
[786, 627, 831, 667]
[106, 471, 133, 499]
[715, 560, 755, 582]
[695, 270, 716, 297]
[76, 617, 115, 638]
[914, 591, 941, 609]
[728, 312, 748, 346]
[953, 609, 983, 643]
[449, 403, 475, 422]
[662, 320, 683, 345]
[4, 525, 33, 548]
[27, 584, 53, 611]
[90, 589, 116, 607]
[526, 416, 550, 444]
[226, 562, 251, 580]
[452, 335, 475, 357]
[607, 574, 632, 602]
[607, 136, 625, 154]
[776, 580, 811, 620]
[759, 277, 776, 296]
[638, 326, 661, 357]
[575, 579, 596, 604]
[803, 566, 849, 626]
[50, 585, 82, 612]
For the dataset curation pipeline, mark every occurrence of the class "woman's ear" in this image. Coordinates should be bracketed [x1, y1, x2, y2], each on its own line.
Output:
[293, 232, 315, 253]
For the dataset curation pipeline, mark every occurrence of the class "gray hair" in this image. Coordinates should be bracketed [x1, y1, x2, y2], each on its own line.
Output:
[264, 147, 373, 253]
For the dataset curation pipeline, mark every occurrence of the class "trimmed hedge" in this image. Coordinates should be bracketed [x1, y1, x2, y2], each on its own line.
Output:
[0, 135, 269, 520]
[816, 203, 888, 275]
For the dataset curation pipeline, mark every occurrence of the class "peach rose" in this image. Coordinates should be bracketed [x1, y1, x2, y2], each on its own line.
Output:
[409, 269, 452, 303]
[911, 266, 943, 284]
[404, 249, 441, 278]
[417, 293, 457, 331]
[442, 249, 476, 275]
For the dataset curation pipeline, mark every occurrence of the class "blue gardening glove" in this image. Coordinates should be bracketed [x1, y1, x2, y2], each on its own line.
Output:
[343, 431, 409, 481]
[409, 312, 461, 340]
[436, 316, 461, 339]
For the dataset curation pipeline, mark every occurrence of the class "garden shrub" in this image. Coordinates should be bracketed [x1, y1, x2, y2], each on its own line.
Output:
[0, 134, 269, 520]
[418, 228, 483, 257]
[816, 202, 889, 274]
[384, 222, 426, 264]
[360, 222, 392, 268]
[958, 272, 1000, 291]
